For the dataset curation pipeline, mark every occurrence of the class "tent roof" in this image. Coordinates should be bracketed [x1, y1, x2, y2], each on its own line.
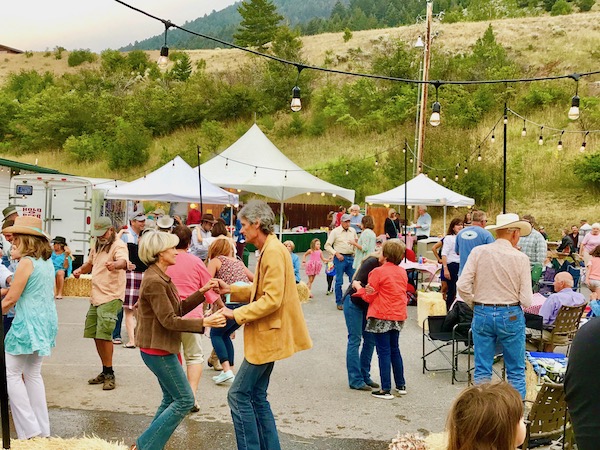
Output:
[105, 156, 238, 205]
[365, 174, 475, 207]
[200, 124, 355, 203]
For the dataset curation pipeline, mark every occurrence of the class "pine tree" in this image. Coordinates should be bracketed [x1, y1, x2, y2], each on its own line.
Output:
[233, 0, 284, 51]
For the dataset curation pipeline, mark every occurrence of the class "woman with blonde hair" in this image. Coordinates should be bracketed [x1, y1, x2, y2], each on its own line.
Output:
[131, 230, 226, 450]
[1, 216, 57, 439]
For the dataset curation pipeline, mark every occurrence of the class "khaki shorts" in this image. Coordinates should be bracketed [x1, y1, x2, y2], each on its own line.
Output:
[84, 299, 123, 341]
[181, 332, 204, 365]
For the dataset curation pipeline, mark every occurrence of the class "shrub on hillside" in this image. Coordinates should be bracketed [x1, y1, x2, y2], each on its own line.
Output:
[574, 153, 600, 186]
[106, 118, 151, 170]
[577, 0, 595, 11]
[100, 49, 128, 73]
[551, 0, 573, 15]
[64, 132, 105, 162]
[67, 50, 97, 67]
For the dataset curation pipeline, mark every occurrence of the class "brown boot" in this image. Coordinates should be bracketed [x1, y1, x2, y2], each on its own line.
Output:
[207, 349, 222, 371]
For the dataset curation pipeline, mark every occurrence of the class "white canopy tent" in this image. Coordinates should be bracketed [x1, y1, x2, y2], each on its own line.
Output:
[105, 156, 238, 205]
[200, 124, 355, 232]
[365, 174, 475, 229]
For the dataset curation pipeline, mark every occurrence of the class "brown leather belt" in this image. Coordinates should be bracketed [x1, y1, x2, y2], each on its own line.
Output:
[473, 302, 520, 307]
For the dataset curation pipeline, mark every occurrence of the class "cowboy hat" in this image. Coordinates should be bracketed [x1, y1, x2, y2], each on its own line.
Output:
[485, 213, 532, 236]
[2, 206, 17, 221]
[3, 216, 49, 239]
[201, 213, 217, 224]
[157, 215, 175, 229]
[52, 236, 67, 245]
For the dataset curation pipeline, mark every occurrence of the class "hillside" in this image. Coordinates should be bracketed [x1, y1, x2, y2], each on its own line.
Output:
[0, 12, 599, 237]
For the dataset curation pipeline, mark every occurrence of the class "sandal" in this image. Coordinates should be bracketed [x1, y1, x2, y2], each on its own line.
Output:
[112, 338, 122, 345]
[123, 343, 136, 349]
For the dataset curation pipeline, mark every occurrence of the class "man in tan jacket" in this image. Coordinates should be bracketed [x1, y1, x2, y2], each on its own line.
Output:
[216, 200, 312, 450]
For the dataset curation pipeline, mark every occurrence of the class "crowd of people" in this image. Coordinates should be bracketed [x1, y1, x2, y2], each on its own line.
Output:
[1, 197, 599, 448]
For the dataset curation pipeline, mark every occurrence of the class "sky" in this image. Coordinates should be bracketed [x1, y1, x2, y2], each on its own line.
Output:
[4, 0, 238, 52]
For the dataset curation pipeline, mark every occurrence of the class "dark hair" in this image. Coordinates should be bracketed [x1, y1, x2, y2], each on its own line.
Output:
[361, 215, 374, 230]
[211, 219, 229, 238]
[591, 244, 600, 258]
[172, 225, 192, 250]
[447, 382, 523, 450]
[447, 218, 463, 236]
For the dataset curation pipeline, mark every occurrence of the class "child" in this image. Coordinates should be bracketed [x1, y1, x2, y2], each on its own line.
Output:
[447, 382, 526, 450]
[355, 239, 408, 399]
[302, 238, 331, 295]
[586, 244, 600, 300]
[283, 240, 301, 283]
[325, 261, 335, 295]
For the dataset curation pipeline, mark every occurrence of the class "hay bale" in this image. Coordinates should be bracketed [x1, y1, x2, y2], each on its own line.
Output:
[63, 275, 92, 297]
[11, 436, 127, 449]
[296, 282, 310, 303]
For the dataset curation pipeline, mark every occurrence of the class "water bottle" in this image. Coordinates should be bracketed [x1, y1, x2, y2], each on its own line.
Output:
[418, 255, 423, 265]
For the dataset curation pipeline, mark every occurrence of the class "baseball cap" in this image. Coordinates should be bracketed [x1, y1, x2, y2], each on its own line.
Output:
[92, 217, 113, 237]
[341, 214, 352, 222]
[131, 212, 146, 222]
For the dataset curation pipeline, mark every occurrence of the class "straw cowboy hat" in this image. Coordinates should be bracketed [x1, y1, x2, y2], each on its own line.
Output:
[3, 216, 49, 239]
[485, 213, 532, 236]
[157, 215, 175, 229]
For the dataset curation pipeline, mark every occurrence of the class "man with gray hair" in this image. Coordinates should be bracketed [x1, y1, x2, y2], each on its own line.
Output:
[518, 214, 547, 268]
[348, 204, 363, 234]
[415, 205, 431, 240]
[457, 213, 533, 399]
[215, 200, 312, 450]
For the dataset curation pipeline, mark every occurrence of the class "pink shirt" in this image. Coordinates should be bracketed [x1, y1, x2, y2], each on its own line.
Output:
[166, 251, 219, 318]
[588, 257, 600, 281]
[581, 233, 600, 254]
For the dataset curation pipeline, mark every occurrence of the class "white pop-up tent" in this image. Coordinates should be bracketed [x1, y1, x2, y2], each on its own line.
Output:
[365, 174, 475, 229]
[200, 124, 355, 232]
[105, 156, 238, 205]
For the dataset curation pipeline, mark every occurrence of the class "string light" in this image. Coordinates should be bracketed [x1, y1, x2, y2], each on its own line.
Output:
[442, 176, 446, 182]
[284, 170, 287, 180]
[538, 126, 544, 146]
[580, 131, 590, 152]
[503, 115, 508, 125]
[157, 21, 172, 69]
[454, 170, 459, 180]
[568, 74, 580, 120]
[290, 86, 301, 112]
[345, 166, 349, 175]
[463, 159, 468, 174]
[435, 175, 439, 181]
[225, 158, 229, 168]
[253, 167, 257, 176]
[491, 130, 495, 144]
[477, 145, 482, 161]
[375, 158, 379, 167]
[522, 120, 527, 137]
[557, 131, 564, 151]
[430, 83, 441, 127]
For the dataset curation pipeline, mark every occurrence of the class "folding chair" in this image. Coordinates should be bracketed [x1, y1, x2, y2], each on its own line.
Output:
[531, 264, 543, 293]
[566, 265, 581, 292]
[422, 316, 471, 384]
[528, 304, 586, 355]
[523, 382, 574, 449]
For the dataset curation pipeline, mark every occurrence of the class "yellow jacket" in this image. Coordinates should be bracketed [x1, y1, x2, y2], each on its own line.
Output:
[232, 234, 312, 364]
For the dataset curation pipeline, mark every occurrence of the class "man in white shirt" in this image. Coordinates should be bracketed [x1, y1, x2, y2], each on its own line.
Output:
[415, 205, 431, 240]
[325, 214, 358, 310]
[457, 213, 533, 399]
[190, 213, 217, 261]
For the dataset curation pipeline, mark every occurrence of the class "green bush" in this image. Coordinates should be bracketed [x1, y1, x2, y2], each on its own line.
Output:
[67, 49, 97, 67]
[63, 132, 105, 162]
[100, 49, 128, 73]
[577, 0, 596, 11]
[574, 153, 600, 186]
[551, 0, 573, 15]
[106, 118, 151, 170]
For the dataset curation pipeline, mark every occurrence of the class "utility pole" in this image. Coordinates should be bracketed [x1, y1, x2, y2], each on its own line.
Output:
[415, 0, 433, 178]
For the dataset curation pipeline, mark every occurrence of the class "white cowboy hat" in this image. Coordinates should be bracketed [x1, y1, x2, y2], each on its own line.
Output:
[485, 213, 532, 236]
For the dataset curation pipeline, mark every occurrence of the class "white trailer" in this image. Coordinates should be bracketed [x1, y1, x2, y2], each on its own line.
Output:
[8, 174, 127, 266]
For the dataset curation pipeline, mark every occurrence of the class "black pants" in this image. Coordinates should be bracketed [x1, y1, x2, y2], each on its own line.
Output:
[445, 262, 460, 311]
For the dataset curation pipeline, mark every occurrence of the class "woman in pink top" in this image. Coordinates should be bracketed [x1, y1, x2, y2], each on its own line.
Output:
[355, 239, 408, 400]
[580, 223, 600, 265]
[207, 238, 254, 385]
[165, 225, 220, 412]
[587, 245, 600, 300]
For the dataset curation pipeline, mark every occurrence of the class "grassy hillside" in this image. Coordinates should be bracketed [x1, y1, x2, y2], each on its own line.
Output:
[1, 12, 599, 237]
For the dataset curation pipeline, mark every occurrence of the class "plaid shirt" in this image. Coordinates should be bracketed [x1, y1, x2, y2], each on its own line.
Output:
[518, 228, 547, 266]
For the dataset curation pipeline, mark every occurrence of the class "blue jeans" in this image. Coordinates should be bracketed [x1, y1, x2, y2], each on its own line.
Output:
[211, 317, 241, 365]
[472, 305, 526, 398]
[228, 359, 280, 450]
[137, 352, 195, 450]
[374, 329, 405, 392]
[343, 296, 375, 388]
[334, 255, 355, 306]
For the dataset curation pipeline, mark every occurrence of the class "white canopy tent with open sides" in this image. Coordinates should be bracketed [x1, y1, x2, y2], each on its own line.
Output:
[105, 156, 238, 205]
[200, 124, 355, 233]
[365, 174, 475, 229]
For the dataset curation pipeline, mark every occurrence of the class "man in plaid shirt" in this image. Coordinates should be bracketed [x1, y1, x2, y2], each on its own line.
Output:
[517, 214, 547, 267]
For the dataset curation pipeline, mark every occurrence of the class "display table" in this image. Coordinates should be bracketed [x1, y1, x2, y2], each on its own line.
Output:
[246, 230, 328, 253]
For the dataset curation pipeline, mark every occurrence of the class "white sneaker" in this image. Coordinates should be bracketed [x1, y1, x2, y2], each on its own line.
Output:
[396, 386, 407, 395]
[214, 370, 234, 384]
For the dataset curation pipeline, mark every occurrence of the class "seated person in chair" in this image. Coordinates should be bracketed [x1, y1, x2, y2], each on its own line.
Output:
[529, 272, 586, 352]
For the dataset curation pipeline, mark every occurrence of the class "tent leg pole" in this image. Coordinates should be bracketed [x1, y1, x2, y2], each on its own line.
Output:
[443, 206, 447, 232]
[279, 201, 284, 240]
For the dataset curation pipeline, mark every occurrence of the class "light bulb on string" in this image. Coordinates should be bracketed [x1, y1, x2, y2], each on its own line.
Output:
[491, 130, 495, 144]
[557, 131, 565, 151]
[409, 157, 414, 164]
[157, 21, 172, 69]
[477, 145, 482, 161]
[435, 175, 439, 181]
[290, 66, 304, 112]
[375, 158, 379, 167]
[284, 170, 288, 180]
[429, 83, 442, 127]
[580, 131, 590, 153]
[568, 74, 581, 120]
[538, 126, 544, 146]
[253, 167, 257, 177]
[442, 176, 446, 183]
[345, 166, 349, 176]
[464, 166, 468, 174]
[503, 115, 508, 125]
[225, 158, 229, 168]
[522, 120, 527, 137]
[454, 171, 459, 180]
[424, 172, 429, 177]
